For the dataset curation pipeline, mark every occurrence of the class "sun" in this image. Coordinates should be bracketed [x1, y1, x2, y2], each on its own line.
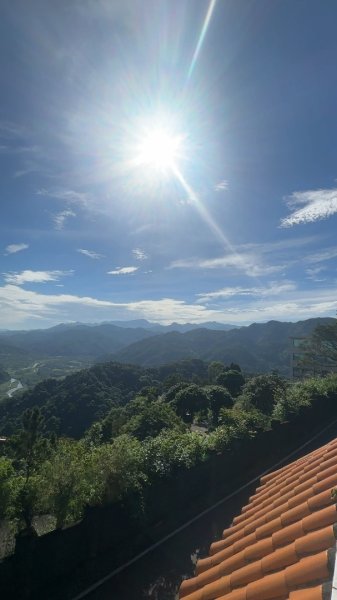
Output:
[136, 127, 183, 171]
[127, 113, 186, 178]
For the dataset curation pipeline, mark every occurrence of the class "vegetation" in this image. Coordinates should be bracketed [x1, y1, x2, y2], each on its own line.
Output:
[113, 317, 336, 373]
[1, 319, 335, 394]
[1, 354, 337, 533]
[302, 318, 337, 370]
[0, 366, 10, 384]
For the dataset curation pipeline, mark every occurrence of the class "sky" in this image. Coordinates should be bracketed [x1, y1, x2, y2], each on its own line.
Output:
[1, 0, 337, 329]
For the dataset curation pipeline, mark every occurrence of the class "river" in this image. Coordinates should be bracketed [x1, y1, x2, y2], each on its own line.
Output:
[7, 378, 23, 398]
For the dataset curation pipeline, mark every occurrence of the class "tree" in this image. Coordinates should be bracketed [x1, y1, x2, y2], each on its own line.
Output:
[100, 406, 128, 440]
[239, 374, 287, 415]
[163, 382, 191, 404]
[9, 407, 48, 528]
[303, 320, 337, 372]
[121, 401, 185, 440]
[10, 407, 46, 483]
[204, 385, 233, 426]
[208, 362, 225, 384]
[39, 439, 94, 528]
[0, 457, 15, 519]
[0, 366, 10, 384]
[91, 435, 147, 505]
[216, 370, 245, 397]
[173, 385, 209, 423]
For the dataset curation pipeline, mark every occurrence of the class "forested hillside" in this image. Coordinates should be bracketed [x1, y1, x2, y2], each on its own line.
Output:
[1, 352, 337, 535]
[112, 317, 336, 372]
[1, 319, 337, 583]
[0, 323, 156, 359]
[0, 318, 334, 385]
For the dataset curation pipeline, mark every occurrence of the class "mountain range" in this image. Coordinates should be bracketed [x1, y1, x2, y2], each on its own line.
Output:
[0, 317, 335, 378]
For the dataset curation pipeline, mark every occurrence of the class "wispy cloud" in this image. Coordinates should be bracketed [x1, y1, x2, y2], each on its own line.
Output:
[197, 281, 297, 303]
[0, 123, 48, 178]
[53, 209, 76, 230]
[0, 121, 26, 139]
[14, 163, 43, 179]
[280, 187, 337, 227]
[37, 188, 89, 205]
[77, 248, 104, 260]
[169, 236, 329, 278]
[3, 270, 73, 285]
[214, 180, 229, 192]
[305, 266, 327, 282]
[170, 254, 285, 277]
[132, 248, 148, 261]
[304, 247, 337, 264]
[4, 243, 29, 255]
[107, 266, 138, 275]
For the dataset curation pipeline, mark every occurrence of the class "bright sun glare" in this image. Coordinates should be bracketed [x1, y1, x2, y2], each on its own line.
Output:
[127, 114, 186, 178]
[136, 127, 182, 171]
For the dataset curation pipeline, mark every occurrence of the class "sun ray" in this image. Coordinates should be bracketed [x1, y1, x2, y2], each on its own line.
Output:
[187, 0, 218, 80]
[171, 164, 257, 277]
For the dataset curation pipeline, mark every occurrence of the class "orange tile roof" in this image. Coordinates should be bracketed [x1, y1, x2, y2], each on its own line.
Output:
[179, 437, 337, 600]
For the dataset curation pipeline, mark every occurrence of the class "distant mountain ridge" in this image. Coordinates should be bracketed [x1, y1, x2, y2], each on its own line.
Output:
[0, 319, 239, 361]
[100, 319, 240, 332]
[0, 317, 335, 377]
[111, 317, 336, 375]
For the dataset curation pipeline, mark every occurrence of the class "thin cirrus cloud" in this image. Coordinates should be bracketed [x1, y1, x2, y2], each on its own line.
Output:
[107, 266, 138, 275]
[304, 247, 337, 264]
[214, 180, 229, 192]
[53, 209, 76, 230]
[77, 249, 104, 260]
[280, 187, 337, 227]
[3, 270, 73, 285]
[132, 248, 148, 261]
[37, 188, 89, 205]
[305, 266, 327, 282]
[4, 243, 29, 255]
[197, 281, 297, 303]
[170, 253, 285, 277]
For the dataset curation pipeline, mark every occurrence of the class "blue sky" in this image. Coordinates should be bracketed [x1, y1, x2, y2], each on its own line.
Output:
[1, 0, 337, 329]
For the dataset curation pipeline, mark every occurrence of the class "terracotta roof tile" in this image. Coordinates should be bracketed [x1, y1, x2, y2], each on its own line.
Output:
[180, 437, 337, 600]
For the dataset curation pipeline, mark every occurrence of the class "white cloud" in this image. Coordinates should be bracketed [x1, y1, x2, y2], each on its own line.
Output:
[304, 247, 337, 264]
[107, 266, 138, 275]
[77, 249, 104, 259]
[169, 236, 333, 278]
[197, 282, 297, 303]
[4, 243, 29, 255]
[280, 187, 337, 227]
[0, 284, 337, 329]
[170, 254, 285, 277]
[53, 209, 76, 230]
[132, 248, 148, 261]
[214, 180, 229, 192]
[305, 266, 327, 281]
[3, 270, 72, 285]
[37, 188, 89, 205]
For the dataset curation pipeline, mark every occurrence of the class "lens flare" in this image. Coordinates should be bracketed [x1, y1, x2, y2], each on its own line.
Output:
[134, 127, 183, 171]
[187, 0, 217, 80]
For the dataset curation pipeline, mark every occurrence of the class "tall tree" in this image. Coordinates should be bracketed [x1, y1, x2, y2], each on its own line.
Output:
[239, 374, 287, 415]
[303, 320, 337, 371]
[173, 385, 209, 423]
[216, 369, 245, 397]
[12, 407, 45, 483]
